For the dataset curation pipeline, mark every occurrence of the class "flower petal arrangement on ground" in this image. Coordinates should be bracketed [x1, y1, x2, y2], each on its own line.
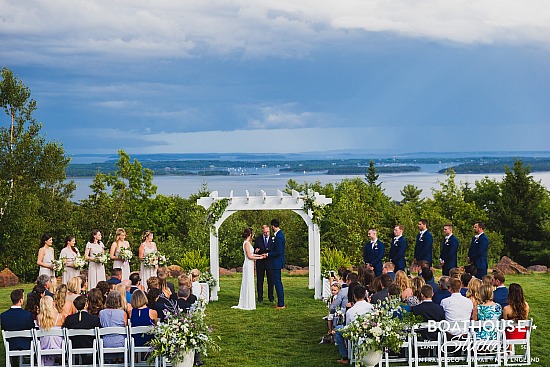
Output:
[147, 300, 219, 364]
[340, 297, 421, 358]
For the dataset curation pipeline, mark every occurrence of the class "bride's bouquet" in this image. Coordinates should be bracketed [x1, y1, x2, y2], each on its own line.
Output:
[118, 247, 133, 262]
[93, 252, 110, 265]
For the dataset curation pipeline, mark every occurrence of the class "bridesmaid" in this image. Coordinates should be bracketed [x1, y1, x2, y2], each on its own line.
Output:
[139, 230, 158, 291]
[84, 229, 106, 290]
[110, 228, 131, 281]
[37, 233, 55, 277]
[60, 236, 80, 284]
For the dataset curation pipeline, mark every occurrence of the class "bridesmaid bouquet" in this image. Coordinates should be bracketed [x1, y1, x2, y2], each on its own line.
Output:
[73, 255, 87, 270]
[51, 259, 64, 276]
[118, 247, 133, 261]
[93, 252, 110, 265]
[143, 250, 168, 268]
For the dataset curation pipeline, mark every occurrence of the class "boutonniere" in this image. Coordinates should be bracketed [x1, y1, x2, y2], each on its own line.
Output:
[445, 238, 449, 245]
[373, 244, 378, 250]
[271, 236, 275, 241]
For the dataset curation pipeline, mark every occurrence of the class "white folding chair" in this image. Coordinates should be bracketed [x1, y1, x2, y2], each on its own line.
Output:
[96, 326, 129, 367]
[381, 333, 413, 367]
[2, 329, 36, 367]
[469, 320, 502, 367]
[129, 324, 158, 367]
[503, 319, 532, 366]
[442, 321, 472, 367]
[413, 322, 442, 367]
[34, 328, 66, 367]
[65, 327, 98, 367]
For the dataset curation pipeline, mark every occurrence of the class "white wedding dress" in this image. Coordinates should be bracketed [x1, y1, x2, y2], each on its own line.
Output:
[232, 241, 256, 310]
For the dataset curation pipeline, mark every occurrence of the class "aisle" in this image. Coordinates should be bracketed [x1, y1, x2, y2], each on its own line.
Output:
[203, 273, 340, 367]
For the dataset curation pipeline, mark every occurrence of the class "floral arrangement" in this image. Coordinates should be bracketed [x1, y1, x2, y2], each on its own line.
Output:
[143, 250, 167, 268]
[333, 307, 345, 326]
[302, 189, 327, 224]
[93, 252, 110, 265]
[205, 198, 229, 235]
[73, 255, 87, 270]
[198, 270, 217, 289]
[51, 259, 64, 276]
[340, 297, 421, 357]
[147, 300, 219, 364]
[118, 247, 133, 261]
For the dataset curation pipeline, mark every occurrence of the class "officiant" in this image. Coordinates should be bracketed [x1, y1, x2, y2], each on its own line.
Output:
[254, 224, 274, 303]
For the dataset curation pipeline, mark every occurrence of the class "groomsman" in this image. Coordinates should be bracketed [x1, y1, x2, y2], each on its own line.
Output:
[414, 219, 433, 268]
[439, 224, 459, 276]
[468, 222, 489, 278]
[389, 225, 407, 272]
[363, 228, 385, 277]
[254, 225, 274, 303]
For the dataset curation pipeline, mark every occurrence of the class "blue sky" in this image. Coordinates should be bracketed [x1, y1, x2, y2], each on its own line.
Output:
[1, 1, 550, 155]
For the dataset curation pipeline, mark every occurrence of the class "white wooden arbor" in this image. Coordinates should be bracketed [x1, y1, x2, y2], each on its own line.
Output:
[197, 189, 332, 301]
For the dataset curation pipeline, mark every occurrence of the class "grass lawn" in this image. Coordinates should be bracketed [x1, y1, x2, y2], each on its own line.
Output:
[0, 272, 548, 366]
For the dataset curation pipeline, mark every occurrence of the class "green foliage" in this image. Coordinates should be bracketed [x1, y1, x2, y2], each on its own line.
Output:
[365, 160, 380, 187]
[320, 247, 352, 278]
[176, 249, 210, 271]
[206, 198, 230, 235]
[400, 184, 424, 208]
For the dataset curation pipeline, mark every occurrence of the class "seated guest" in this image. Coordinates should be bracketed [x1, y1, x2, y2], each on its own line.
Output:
[177, 273, 191, 289]
[96, 281, 111, 302]
[106, 268, 123, 286]
[37, 296, 65, 366]
[405, 276, 425, 307]
[329, 279, 349, 317]
[382, 262, 396, 281]
[466, 278, 482, 320]
[473, 284, 502, 340]
[1, 288, 35, 365]
[388, 283, 410, 316]
[370, 274, 392, 305]
[370, 276, 382, 295]
[37, 274, 55, 297]
[492, 271, 509, 308]
[502, 283, 530, 340]
[129, 273, 144, 294]
[99, 291, 128, 349]
[87, 288, 104, 317]
[394, 270, 411, 300]
[64, 295, 101, 365]
[53, 284, 76, 318]
[412, 285, 445, 340]
[441, 279, 473, 336]
[416, 260, 429, 277]
[344, 272, 359, 308]
[66, 276, 82, 302]
[130, 290, 158, 346]
[121, 280, 132, 303]
[460, 273, 472, 297]
[449, 267, 461, 280]
[146, 276, 160, 292]
[346, 280, 361, 309]
[114, 283, 132, 317]
[326, 283, 342, 334]
[340, 270, 351, 288]
[464, 264, 477, 278]
[190, 269, 203, 299]
[147, 288, 168, 323]
[335, 286, 373, 364]
[157, 267, 176, 300]
[481, 275, 493, 287]
[433, 276, 451, 305]
[24, 284, 45, 320]
[421, 268, 438, 294]
[176, 286, 197, 312]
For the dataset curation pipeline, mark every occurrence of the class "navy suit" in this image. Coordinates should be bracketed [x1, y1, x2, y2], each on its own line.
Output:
[414, 230, 433, 267]
[389, 236, 407, 272]
[0, 307, 35, 350]
[363, 239, 385, 276]
[468, 233, 489, 278]
[432, 289, 451, 305]
[267, 229, 286, 307]
[411, 301, 445, 340]
[254, 234, 274, 302]
[440, 234, 459, 276]
[493, 286, 509, 308]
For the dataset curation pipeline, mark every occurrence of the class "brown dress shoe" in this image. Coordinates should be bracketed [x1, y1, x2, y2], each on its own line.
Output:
[275, 305, 287, 309]
[336, 358, 349, 364]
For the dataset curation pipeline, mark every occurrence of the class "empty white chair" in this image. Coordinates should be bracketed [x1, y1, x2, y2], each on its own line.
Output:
[503, 319, 532, 366]
[442, 321, 472, 367]
[96, 326, 129, 367]
[34, 327, 66, 367]
[470, 320, 502, 367]
[65, 327, 98, 367]
[412, 322, 442, 367]
[129, 324, 158, 367]
[381, 334, 413, 367]
[2, 329, 35, 367]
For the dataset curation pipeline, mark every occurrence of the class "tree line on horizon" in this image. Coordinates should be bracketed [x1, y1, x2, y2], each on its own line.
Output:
[1, 66, 549, 282]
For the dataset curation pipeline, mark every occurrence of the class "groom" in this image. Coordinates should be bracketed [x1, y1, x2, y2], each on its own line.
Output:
[254, 224, 274, 303]
[266, 219, 286, 309]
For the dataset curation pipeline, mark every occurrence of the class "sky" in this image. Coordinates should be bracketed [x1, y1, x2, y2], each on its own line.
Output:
[1, 1, 550, 155]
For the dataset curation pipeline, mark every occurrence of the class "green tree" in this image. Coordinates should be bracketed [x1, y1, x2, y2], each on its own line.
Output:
[0, 67, 75, 280]
[365, 160, 380, 188]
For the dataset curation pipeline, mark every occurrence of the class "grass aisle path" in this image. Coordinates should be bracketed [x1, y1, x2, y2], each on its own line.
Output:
[204, 274, 340, 367]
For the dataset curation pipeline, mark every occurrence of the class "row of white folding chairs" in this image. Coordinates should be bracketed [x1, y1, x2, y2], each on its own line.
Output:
[349, 319, 532, 367]
[2, 324, 158, 367]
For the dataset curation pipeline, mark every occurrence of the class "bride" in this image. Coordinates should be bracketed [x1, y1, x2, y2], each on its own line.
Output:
[232, 227, 265, 310]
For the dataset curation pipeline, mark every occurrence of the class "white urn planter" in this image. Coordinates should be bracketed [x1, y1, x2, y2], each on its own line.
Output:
[360, 349, 383, 367]
[172, 350, 195, 367]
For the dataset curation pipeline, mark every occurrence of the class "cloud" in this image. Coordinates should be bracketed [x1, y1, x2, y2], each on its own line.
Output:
[243, 103, 336, 130]
[2, 0, 549, 67]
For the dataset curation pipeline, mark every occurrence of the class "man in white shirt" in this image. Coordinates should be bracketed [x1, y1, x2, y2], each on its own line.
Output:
[440, 278, 473, 336]
[335, 285, 373, 364]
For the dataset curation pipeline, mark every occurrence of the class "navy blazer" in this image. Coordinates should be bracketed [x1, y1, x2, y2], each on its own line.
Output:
[389, 236, 407, 272]
[267, 230, 285, 270]
[363, 239, 385, 276]
[0, 307, 35, 350]
[468, 233, 489, 271]
[493, 286, 509, 308]
[411, 300, 445, 322]
[254, 233, 274, 255]
[440, 234, 459, 275]
[414, 230, 433, 267]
